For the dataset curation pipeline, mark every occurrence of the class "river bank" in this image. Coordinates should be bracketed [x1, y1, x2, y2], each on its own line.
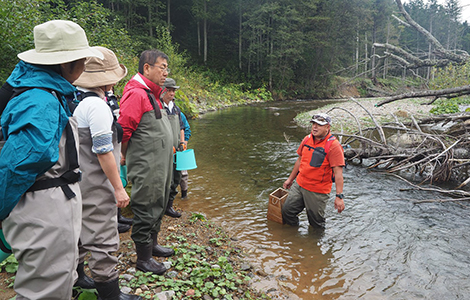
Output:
[0, 208, 283, 299]
[293, 97, 434, 132]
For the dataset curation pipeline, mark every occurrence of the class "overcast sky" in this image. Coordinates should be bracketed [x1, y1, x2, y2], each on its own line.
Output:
[401, 0, 470, 23]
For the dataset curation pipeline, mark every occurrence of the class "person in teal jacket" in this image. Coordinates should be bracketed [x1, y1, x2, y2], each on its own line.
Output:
[0, 20, 103, 299]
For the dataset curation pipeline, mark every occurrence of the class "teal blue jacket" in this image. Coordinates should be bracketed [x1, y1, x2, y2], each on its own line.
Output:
[180, 112, 191, 141]
[0, 61, 75, 220]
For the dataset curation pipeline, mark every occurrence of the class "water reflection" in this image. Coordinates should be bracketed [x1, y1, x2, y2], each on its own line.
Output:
[177, 101, 470, 299]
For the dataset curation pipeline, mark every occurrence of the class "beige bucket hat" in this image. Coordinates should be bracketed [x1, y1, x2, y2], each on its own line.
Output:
[73, 46, 128, 88]
[18, 20, 103, 65]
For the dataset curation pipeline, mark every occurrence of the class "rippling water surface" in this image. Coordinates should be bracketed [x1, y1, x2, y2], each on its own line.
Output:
[177, 100, 470, 299]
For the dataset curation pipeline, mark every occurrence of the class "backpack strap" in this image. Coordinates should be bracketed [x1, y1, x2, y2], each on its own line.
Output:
[75, 91, 124, 143]
[324, 135, 336, 158]
[27, 121, 81, 199]
[145, 89, 162, 119]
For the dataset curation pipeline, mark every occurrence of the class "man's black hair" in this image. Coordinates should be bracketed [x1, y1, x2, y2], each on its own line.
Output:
[138, 50, 169, 74]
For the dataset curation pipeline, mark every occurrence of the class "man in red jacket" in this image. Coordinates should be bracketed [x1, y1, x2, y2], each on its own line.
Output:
[118, 50, 174, 275]
[282, 113, 345, 228]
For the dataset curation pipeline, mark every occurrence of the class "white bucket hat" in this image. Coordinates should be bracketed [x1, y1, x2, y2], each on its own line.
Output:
[73, 46, 128, 88]
[17, 20, 103, 65]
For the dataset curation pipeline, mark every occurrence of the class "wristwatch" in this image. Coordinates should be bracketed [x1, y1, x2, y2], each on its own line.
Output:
[335, 194, 344, 199]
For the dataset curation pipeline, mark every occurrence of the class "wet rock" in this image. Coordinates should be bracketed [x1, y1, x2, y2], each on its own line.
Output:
[135, 288, 143, 295]
[255, 269, 267, 276]
[277, 275, 288, 281]
[121, 286, 133, 294]
[129, 255, 137, 264]
[203, 295, 213, 300]
[240, 263, 251, 271]
[211, 264, 221, 269]
[121, 274, 134, 281]
[163, 261, 172, 269]
[166, 270, 178, 278]
[154, 290, 176, 300]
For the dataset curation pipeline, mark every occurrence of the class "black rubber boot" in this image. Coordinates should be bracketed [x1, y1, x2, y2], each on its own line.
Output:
[118, 222, 131, 234]
[96, 278, 142, 300]
[135, 242, 167, 275]
[74, 262, 95, 289]
[118, 208, 133, 225]
[151, 232, 175, 257]
[165, 199, 181, 218]
[181, 190, 188, 199]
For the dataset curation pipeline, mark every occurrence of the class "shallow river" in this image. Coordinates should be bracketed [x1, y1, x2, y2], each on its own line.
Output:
[177, 100, 470, 299]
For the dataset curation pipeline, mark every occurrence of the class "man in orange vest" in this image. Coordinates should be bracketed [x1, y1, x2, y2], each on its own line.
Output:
[282, 113, 345, 228]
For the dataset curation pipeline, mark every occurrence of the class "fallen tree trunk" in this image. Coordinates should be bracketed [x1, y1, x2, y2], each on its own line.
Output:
[376, 85, 470, 107]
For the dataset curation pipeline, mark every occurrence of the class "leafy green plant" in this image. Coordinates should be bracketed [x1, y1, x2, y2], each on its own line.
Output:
[430, 99, 461, 115]
[189, 213, 206, 223]
[0, 255, 18, 274]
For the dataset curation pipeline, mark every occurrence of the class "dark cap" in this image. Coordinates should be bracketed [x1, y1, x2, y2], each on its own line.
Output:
[164, 78, 180, 89]
[310, 113, 332, 126]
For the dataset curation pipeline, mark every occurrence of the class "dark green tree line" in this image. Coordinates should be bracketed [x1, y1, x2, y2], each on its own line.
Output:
[2, 0, 470, 98]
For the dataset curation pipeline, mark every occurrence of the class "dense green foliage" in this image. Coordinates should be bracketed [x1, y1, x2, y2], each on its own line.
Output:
[1, 0, 470, 103]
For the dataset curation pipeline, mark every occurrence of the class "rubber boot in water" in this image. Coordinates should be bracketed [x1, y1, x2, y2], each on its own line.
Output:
[151, 232, 174, 257]
[165, 198, 181, 218]
[74, 262, 95, 289]
[181, 189, 188, 199]
[96, 278, 142, 300]
[117, 208, 133, 225]
[135, 242, 167, 275]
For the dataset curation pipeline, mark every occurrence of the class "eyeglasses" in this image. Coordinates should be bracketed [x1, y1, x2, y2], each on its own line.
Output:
[149, 63, 171, 74]
[312, 115, 327, 122]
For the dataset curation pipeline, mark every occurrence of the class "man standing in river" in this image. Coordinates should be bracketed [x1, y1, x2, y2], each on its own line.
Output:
[282, 113, 345, 228]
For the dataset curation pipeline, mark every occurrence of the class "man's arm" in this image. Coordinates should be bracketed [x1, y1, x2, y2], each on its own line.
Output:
[333, 166, 344, 213]
[283, 157, 301, 189]
[120, 141, 128, 166]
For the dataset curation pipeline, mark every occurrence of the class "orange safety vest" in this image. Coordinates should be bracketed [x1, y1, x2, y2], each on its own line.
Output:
[296, 133, 339, 194]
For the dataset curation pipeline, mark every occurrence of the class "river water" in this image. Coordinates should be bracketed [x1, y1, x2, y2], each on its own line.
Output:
[177, 100, 470, 300]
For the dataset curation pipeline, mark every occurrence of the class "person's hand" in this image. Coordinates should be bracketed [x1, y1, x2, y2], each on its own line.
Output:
[179, 142, 187, 151]
[115, 187, 130, 208]
[283, 179, 293, 189]
[334, 197, 345, 213]
[120, 156, 126, 166]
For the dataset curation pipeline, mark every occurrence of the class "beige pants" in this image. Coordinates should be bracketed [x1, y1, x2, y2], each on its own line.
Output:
[4, 184, 82, 300]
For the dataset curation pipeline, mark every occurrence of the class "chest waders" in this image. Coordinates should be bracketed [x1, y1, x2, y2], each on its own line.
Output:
[3, 117, 82, 300]
[126, 95, 173, 245]
[77, 124, 121, 282]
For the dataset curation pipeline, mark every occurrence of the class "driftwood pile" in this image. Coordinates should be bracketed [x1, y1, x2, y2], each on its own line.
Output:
[329, 97, 470, 203]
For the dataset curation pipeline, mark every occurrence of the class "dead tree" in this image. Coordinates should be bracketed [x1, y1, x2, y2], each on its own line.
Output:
[372, 0, 470, 106]
[331, 98, 470, 192]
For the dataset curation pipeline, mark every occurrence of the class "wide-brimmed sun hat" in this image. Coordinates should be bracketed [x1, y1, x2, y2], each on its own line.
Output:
[17, 20, 103, 65]
[310, 113, 332, 126]
[73, 46, 128, 88]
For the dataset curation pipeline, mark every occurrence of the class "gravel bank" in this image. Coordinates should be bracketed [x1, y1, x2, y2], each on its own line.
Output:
[295, 97, 434, 133]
